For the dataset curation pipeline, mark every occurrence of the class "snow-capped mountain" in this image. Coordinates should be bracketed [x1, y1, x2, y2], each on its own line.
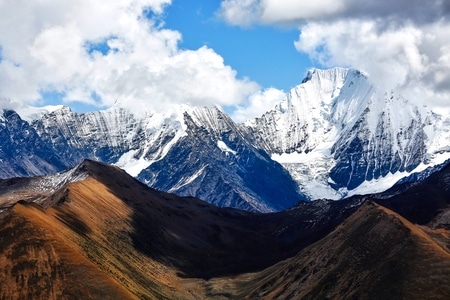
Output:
[0, 109, 67, 177]
[31, 105, 186, 173]
[1, 67, 449, 210]
[248, 67, 450, 199]
[7, 104, 304, 212]
[137, 106, 305, 212]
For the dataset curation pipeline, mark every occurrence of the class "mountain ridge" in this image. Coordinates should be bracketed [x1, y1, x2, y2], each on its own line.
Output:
[248, 67, 450, 199]
[1, 159, 450, 299]
[1, 67, 450, 211]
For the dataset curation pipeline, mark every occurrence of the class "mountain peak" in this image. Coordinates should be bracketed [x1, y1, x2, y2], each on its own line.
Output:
[301, 67, 366, 85]
[248, 66, 450, 200]
[184, 105, 234, 134]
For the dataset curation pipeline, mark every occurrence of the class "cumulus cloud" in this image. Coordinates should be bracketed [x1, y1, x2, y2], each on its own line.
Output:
[295, 20, 450, 106]
[230, 87, 286, 122]
[219, 0, 450, 108]
[0, 0, 260, 115]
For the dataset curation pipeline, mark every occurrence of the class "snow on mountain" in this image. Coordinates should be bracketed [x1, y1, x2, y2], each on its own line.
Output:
[30, 105, 186, 168]
[137, 106, 305, 212]
[18, 104, 304, 212]
[248, 67, 450, 199]
[217, 140, 237, 155]
[114, 107, 188, 176]
[0, 109, 68, 178]
[2, 67, 449, 210]
[0, 157, 90, 210]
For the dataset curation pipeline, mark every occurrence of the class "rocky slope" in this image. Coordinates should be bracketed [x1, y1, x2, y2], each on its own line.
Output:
[226, 202, 450, 299]
[1, 67, 450, 211]
[137, 107, 305, 212]
[1, 160, 449, 299]
[248, 67, 450, 199]
[5, 105, 305, 212]
[0, 110, 67, 178]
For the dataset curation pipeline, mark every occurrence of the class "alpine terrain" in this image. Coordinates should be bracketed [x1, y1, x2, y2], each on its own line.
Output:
[0, 67, 449, 211]
[1, 105, 304, 212]
[0, 160, 449, 299]
[248, 67, 450, 199]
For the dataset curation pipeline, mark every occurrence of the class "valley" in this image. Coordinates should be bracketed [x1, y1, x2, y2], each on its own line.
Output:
[0, 160, 449, 299]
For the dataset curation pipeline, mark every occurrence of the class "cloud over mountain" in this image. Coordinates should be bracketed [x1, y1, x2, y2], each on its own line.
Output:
[219, 0, 450, 109]
[0, 0, 259, 114]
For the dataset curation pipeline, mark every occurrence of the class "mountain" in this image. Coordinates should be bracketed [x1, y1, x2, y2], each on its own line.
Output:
[1, 160, 449, 299]
[247, 67, 450, 199]
[222, 202, 450, 299]
[0, 109, 67, 177]
[373, 159, 450, 227]
[12, 105, 306, 212]
[0, 160, 360, 298]
[1, 67, 450, 211]
[137, 107, 305, 212]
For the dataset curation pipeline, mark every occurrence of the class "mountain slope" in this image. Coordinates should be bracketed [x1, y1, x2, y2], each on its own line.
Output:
[0, 109, 67, 178]
[138, 107, 305, 212]
[0, 160, 360, 298]
[374, 160, 450, 226]
[31, 106, 184, 169]
[207, 202, 450, 299]
[1, 160, 450, 299]
[0, 201, 136, 299]
[248, 67, 450, 199]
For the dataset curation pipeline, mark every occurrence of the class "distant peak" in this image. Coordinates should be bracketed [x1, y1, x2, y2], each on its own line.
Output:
[301, 67, 366, 84]
[16, 105, 71, 122]
[186, 105, 231, 124]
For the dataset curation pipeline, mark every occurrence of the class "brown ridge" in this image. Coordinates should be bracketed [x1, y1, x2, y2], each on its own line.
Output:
[1, 160, 450, 299]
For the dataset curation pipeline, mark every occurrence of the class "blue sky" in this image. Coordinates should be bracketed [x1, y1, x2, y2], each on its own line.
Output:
[163, 0, 312, 91]
[0, 0, 448, 121]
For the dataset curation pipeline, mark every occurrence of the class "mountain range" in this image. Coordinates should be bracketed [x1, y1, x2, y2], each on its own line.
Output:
[0, 159, 449, 299]
[1, 67, 450, 212]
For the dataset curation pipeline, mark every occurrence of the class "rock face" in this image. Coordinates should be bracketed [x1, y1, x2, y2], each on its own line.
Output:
[0, 110, 66, 178]
[248, 68, 450, 199]
[31, 106, 180, 166]
[138, 107, 305, 212]
[1, 67, 450, 210]
[4, 105, 304, 212]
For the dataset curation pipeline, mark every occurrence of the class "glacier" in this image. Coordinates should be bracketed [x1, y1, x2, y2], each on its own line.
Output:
[248, 67, 450, 199]
[1, 67, 450, 211]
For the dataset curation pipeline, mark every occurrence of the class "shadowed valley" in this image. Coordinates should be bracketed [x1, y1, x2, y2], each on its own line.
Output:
[1, 160, 450, 299]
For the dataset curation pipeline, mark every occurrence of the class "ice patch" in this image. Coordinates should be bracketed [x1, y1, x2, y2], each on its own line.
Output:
[217, 140, 236, 155]
[169, 164, 208, 192]
[115, 149, 153, 177]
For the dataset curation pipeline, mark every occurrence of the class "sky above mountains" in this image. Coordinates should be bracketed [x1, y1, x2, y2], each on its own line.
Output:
[0, 0, 449, 122]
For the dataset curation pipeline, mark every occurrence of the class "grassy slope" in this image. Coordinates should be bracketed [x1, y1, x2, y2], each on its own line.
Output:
[0, 201, 136, 300]
[0, 178, 205, 299]
[205, 202, 450, 299]
[1, 160, 450, 299]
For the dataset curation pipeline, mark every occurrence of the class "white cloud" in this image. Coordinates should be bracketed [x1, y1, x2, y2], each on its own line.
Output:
[295, 20, 450, 107]
[219, 0, 343, 25]
[230, 87, 285, 123]
[0, 0, 260, 116]
[218, 0, 262, 27]
[219, 0, 450, 109]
